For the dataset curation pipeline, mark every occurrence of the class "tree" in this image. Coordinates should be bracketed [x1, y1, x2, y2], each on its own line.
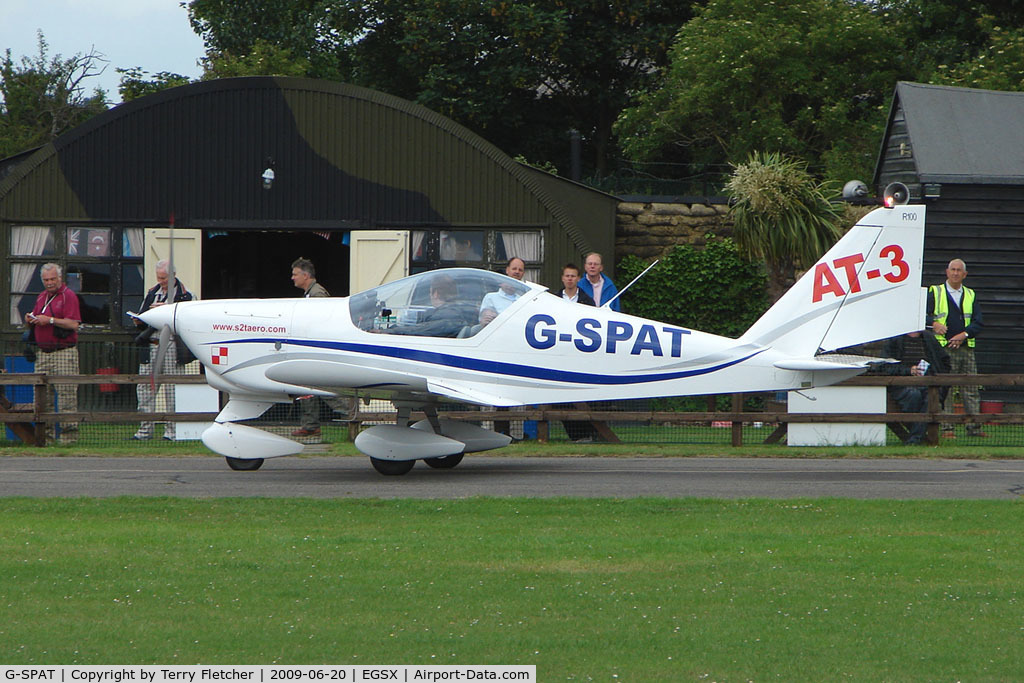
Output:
[344, 1, 571, 168]
[186, 0, 352, 81]
[931, 17, 1024, 90]
[0, 32, 109, 158]
[117, 68, 192, 102]
[185, 0, 693, 176]
[200, 41, 311, 81]
[725, 151, 843, 302]
[615, 0, 906, 184]
[876, 0, 1024, 81]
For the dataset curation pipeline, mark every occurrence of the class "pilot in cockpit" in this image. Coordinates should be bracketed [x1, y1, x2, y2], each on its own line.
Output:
[379, 274, 477, 337]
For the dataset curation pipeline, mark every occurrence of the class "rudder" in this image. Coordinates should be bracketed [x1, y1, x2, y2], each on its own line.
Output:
[739, 205, 927, 356]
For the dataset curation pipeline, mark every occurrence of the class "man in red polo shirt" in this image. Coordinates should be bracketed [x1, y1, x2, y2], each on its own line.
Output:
[25, 263, 81, 444]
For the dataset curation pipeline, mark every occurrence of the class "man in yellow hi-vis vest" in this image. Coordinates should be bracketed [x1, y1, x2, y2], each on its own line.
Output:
[926, 258, 985, 438]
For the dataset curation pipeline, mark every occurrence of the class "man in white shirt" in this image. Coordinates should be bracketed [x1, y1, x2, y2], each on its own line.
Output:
[556, 263, 595, 305]
[479, 256, 526, 325]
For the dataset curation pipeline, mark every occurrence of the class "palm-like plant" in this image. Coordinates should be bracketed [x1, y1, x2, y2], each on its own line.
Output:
[726, 151, 843, 301]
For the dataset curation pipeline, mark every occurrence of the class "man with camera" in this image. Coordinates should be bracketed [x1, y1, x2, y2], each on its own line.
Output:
[25, 263, 81, 444]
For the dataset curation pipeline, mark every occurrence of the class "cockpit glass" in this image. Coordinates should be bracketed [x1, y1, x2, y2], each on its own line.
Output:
[349, 268, 530, 338]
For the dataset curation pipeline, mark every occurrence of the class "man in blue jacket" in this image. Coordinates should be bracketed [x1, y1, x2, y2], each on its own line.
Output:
[578, 252, 620, 311]
[879, 331, 951, 444]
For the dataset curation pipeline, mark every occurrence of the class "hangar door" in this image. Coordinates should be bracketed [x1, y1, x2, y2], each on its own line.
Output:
[145, 228, 203, 297]
[350, 230, 409, 294]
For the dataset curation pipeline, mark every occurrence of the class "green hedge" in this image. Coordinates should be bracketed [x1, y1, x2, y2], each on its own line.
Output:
[618, 237, 767, 338]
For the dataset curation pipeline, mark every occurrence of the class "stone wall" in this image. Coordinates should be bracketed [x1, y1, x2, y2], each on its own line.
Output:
[616, 201, 732, 261]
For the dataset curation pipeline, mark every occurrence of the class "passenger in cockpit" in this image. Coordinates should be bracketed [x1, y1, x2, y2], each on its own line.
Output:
[479, 256, 525, 325]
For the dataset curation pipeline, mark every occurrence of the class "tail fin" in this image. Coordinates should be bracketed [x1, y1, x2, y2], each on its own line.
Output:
[739, 204, 928, 356]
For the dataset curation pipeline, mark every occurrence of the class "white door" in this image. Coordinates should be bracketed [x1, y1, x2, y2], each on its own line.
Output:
[349, 230, 409, 294]
[144, 227, 203, 298]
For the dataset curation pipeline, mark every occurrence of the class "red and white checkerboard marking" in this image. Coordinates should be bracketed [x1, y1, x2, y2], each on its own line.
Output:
[211, 346, 229, 365]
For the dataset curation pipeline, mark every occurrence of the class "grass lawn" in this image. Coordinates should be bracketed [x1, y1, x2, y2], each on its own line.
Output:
[1, 497, 1022, 679]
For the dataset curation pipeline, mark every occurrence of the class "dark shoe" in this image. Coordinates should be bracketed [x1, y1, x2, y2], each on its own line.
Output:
[291, 427, 321, 437]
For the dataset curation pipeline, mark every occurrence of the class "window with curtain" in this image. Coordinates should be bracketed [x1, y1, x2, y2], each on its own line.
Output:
[120, 228, 145, 326]
[8, 225, 144, 329]
[9, 226, 55, 326]
[439, 230, 484, 262]
[496, 231, 542, 283]
[410, 229, 543, 281]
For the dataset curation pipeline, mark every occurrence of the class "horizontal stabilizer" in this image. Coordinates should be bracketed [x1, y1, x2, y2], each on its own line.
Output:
[354, 425, 465, 461]
[774, 354, 896, 371]
[411, 418, 512, 453]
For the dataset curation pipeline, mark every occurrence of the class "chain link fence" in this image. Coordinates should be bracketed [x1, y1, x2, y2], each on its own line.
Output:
[1, 339, 1020, 449]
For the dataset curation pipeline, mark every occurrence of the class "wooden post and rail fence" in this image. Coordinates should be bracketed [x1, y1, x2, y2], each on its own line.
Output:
[0, 372, 1020, 447]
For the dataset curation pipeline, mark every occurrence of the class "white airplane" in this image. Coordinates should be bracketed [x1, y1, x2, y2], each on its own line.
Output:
[140, 203, 927, 475]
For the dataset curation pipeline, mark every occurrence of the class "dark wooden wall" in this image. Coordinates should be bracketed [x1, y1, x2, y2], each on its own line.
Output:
[876, 103, 1024, 401]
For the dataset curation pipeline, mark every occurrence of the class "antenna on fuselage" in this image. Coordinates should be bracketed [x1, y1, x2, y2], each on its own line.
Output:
[602, 259, 659, 310]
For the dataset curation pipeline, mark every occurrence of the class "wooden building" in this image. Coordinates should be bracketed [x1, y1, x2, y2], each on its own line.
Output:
[874, 81, 1024, 400]
[0, 77, 617, 344]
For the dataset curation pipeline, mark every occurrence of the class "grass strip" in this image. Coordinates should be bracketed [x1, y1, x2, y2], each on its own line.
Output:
[1, 497, 1022, 679]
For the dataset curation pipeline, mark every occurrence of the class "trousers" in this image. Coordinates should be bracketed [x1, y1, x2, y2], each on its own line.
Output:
[34, 345, 79, 443]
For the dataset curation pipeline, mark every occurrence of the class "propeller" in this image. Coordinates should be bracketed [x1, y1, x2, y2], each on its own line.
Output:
[149, 213, 177, 391]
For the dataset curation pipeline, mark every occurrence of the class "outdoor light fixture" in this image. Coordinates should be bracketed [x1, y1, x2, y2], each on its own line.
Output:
[923, 183, 942, 198]
[842, 179, 869, 202]
[262, 157, 275, 190]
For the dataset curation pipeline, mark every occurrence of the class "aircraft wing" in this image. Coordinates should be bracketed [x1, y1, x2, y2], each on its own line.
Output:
[263, 358, 522, 407]
[262, 358, 430, 394]
[425, 379, 522, 407]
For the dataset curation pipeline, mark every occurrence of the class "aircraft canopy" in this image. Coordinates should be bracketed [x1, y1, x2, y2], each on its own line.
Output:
[349, 268, 534, 338]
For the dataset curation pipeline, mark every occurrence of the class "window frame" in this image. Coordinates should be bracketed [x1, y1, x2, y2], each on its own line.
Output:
[410, 228, 544, 281]
[8, 223, 144, 331]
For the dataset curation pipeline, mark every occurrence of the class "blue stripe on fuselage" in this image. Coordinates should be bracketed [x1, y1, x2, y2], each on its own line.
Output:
[210, 338, 765, 385]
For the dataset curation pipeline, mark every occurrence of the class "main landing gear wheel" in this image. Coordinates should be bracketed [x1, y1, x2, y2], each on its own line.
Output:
[370, 457, 416, 476]
[424, 453, 464, 469]
[225, 457, 264, 471]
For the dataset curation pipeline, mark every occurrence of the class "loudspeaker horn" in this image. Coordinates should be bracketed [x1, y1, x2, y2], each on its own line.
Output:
[883, 182, 910, 207]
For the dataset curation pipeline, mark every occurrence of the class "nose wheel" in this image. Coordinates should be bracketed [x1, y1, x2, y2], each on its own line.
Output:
[369, 457, 416, 476]
[226, 457, 265, 471]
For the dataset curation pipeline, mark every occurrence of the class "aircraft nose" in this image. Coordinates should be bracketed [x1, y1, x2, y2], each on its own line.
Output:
[139, 302, 176, 332]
